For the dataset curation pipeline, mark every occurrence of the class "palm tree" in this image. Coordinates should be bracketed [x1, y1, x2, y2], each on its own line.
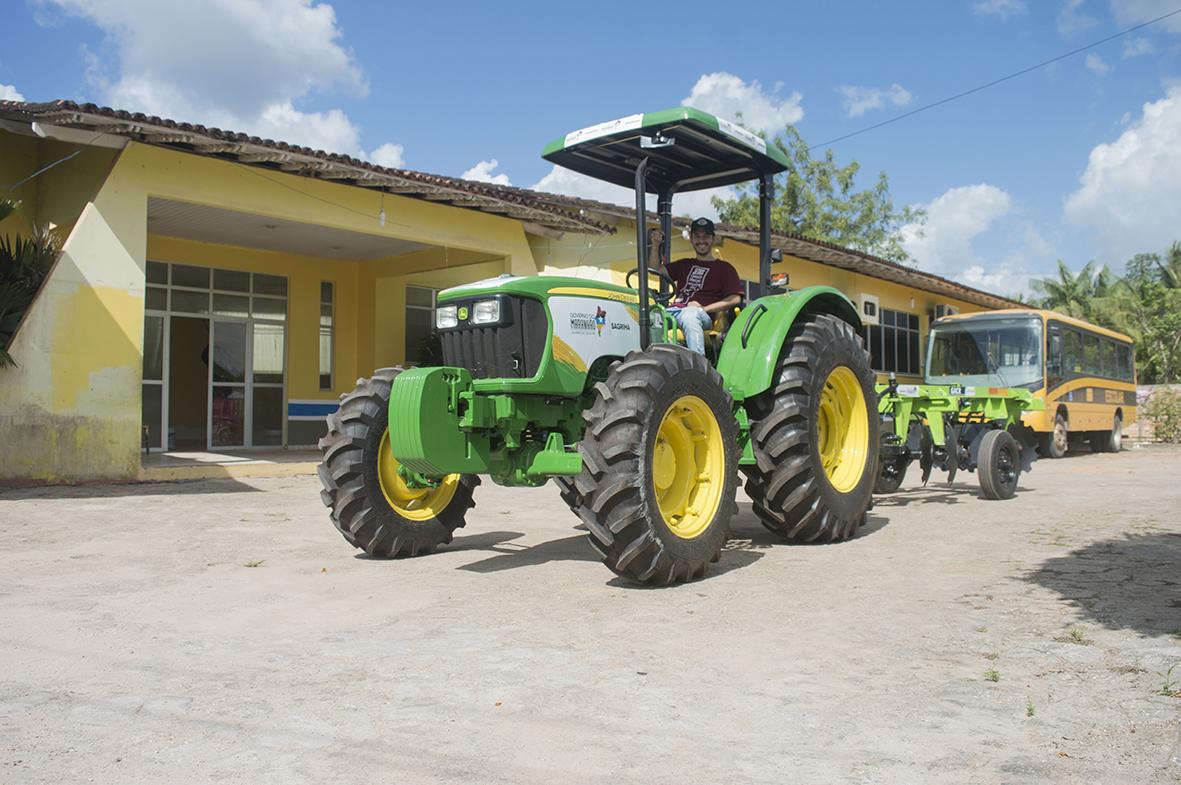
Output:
[1029, 260, 1119, 324]
[1, 200, 60, 368]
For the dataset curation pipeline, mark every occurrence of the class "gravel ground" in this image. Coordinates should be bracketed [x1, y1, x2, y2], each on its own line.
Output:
[1, 446, 1179, 784]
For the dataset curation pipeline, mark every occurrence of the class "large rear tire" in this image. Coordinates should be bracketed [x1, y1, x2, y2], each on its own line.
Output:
[744, 313, 878, 542]
[317, 367, 479, 558]
[573, 344, 739, 585]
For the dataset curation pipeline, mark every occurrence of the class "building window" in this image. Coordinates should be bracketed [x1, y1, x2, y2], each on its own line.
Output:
[319, 282, 334, 390]
[405, 285, 438, 365]
[862, 308, 921, 375]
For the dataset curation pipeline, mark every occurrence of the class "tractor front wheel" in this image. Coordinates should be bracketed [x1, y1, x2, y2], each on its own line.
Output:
[573, 344, 739, 585]
[744, 313, 879, 542]
[317, 367, 479, 558]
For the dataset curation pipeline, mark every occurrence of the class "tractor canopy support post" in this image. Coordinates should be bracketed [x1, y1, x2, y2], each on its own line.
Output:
[635, 157, 651, 349]
[759, 173, 774, 299]
[658, 187, 674, 302]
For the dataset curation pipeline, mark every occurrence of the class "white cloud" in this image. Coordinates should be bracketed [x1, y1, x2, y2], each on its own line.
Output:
[682, 72, 803, 134]
[1057, 0, 1098, 35]
[368, 142, 405, 169]
[0, 84, 24, 101]
[973, 0, 1028, 19]
[1064, 85, 1181, 262]
[1085, 53, 1111, 75]
[461, 159, 511, 186]
[1110, 0, 1181, 34]
[900, 184, 1012, 275]
[837, 83, 913, 118]
[1122, 36, 1157, 57]
[37, 0, 400, 159]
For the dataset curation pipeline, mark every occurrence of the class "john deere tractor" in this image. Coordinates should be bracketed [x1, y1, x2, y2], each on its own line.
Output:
[317, 108, 879, 585]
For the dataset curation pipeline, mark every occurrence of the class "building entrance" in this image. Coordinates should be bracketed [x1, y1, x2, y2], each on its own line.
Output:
[142, 261, 287, 451]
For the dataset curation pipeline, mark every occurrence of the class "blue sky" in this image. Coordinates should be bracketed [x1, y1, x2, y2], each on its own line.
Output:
[4, 0, 1181, 296]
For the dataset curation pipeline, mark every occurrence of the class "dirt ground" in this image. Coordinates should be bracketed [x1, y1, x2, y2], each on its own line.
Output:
[1, 446, 1179, 785]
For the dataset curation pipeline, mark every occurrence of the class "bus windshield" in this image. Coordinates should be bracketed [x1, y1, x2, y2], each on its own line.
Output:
[926, 316, 1044, 389]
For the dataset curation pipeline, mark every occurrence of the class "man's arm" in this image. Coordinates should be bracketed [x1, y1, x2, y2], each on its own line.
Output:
[700, 293, 741, 315]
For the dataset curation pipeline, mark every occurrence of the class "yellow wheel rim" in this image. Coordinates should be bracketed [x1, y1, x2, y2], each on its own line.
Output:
[816, 366, 870, 493]
[652, 395, 726, 539]
[377, 429, 460, 521]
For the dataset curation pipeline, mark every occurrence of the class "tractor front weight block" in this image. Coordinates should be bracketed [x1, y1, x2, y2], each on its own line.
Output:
[387, 366, 583, 487]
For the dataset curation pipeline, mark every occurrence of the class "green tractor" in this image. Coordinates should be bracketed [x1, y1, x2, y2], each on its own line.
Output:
[317, 108, 879, 585]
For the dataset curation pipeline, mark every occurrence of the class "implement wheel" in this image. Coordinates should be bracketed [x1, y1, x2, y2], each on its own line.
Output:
[744, 313, 878, 542]
[978, 428, 1020, 500]
[874, 455, 908, 494]
[573, 344, 739, 585]
[317, 367, 479, 558]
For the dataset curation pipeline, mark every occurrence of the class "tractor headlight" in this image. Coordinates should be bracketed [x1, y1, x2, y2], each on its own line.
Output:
[435, 305, 458, 329]
[471, 298, 501, 325]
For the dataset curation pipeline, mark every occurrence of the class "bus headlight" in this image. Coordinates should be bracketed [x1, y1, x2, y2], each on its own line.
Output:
[471, 298, 501, 325]
[435, 305, 458, 329]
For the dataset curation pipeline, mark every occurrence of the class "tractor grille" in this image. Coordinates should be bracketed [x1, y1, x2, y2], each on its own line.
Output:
[438, 295, 548, 379]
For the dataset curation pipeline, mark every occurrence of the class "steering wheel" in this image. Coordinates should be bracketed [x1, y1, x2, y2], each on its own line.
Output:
[626, 267, 676, 305]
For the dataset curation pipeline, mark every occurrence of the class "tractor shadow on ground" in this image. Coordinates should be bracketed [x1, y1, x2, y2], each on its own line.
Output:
[871, 483, 1031, 507]
[1024, 532, 1181, 637]
[0, 477, 262, 500]
[453, 531, 599, 573]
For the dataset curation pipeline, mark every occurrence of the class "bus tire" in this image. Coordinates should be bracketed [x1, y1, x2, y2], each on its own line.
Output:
[1090, 415, 1122, 453]
[1039, 413, 1068, 459]
[979, 429, 1020, 500]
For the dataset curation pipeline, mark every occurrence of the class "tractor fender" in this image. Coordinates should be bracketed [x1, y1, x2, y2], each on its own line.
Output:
[716, 286, 861, 401]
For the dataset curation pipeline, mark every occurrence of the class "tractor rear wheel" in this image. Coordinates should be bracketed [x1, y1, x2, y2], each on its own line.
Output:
[744, 313, 878, 542]
[573, 344, 739, 585]
[317, 367, 479, 558]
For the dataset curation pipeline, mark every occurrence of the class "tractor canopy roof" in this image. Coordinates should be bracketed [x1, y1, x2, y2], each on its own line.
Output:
[541, 107, 789, 194]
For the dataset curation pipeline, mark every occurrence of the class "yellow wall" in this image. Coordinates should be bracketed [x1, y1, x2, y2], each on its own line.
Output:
[0, 138, 541, 482]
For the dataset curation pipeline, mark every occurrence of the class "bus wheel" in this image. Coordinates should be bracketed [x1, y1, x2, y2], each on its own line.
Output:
[979, 429, 1020, 500]
[1091, 415, 1122, 453]
[1039, 413, 1068, 459]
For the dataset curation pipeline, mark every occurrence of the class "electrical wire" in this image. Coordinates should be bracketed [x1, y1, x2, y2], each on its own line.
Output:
[809, 6, 1181, 151]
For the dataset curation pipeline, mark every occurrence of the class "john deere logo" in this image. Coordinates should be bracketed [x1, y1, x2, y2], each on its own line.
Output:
[457, 306, 469, 321]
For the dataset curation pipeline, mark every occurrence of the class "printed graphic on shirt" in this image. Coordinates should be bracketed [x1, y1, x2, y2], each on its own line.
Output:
[677, 265, 709, 304]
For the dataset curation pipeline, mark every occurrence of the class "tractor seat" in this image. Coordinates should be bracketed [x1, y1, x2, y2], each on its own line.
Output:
[704, 303, 742, 363]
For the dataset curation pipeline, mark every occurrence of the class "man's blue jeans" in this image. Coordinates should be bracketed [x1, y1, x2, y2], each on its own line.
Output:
[667, 305, 713, 355]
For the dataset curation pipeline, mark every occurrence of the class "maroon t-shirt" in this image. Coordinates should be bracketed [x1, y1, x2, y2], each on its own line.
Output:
[666, 257, 742, 308]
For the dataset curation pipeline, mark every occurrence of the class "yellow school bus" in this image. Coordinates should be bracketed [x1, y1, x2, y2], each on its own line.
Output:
[925, 309, 1135, 458]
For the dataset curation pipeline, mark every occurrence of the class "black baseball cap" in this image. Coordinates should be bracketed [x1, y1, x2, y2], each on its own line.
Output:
[690, 217, 715, 235]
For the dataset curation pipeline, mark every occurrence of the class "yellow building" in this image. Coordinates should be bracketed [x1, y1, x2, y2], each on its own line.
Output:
[0, 100, 1017, 483]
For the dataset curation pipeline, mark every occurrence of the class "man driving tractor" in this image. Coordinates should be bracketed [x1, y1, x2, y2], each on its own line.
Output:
[648, 217, 742, 355]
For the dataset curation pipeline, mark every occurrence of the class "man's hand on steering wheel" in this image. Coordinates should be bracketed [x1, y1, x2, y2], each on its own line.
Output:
[626, 267, 675, 305]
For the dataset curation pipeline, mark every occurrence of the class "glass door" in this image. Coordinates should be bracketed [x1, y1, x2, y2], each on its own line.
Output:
[209, 319, 248, 448]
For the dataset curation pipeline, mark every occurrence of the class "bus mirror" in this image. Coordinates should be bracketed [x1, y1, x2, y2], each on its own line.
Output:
[770, 248, 783, 264]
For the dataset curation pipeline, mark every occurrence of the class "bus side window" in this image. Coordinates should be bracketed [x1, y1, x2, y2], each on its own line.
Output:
[1117, 344, 1133, 381]
[1047, 328, 1062, 383]
[1101, 340, 1117, 380]
[1083, 334, 1100, 375]
[1064, 330, 1083, 374]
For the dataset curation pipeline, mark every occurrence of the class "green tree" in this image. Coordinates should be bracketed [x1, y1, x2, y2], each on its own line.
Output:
[1, 200, 60, 368]
[1028, 260, 1121, 325]
[712, 126, 924, 263]
[1120, 244, 1181, 384]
